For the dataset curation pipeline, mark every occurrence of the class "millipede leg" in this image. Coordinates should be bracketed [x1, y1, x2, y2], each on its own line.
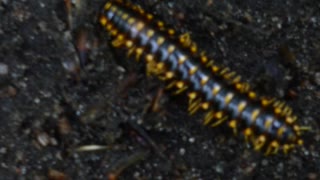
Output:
[210, 115, 228, 127]
[254, 135, 266, 151]
[188, 98, 202, 115]
[203, 110, 215, 125]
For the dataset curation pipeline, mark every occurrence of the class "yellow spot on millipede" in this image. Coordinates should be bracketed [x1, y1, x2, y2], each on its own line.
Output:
[224, 93, 234, 105]
[212, 65, 219, 73]
[244, 128, 252, 142]
[297, 139, 303, 146]
[274, 107, 282, 114]
[285, 116, 295, 124]
[228, 120, 237, 135]
[122, 13, 129, 20]
[212, 85, 221, 95]
[157, 36, 165, 45]
[110, 6, 117, 12]
[106, 24, 113, 31]
[188, 92, 197, 100]
[250, 109, 260, 121]
[248, 91, 256, 99]
[215, 111, 223, 119]
[200, 76, 209, 86]
[176, 81, 185, 89]
[201, 102, 210, 110]
[201, 56, 208, 64]
[178, 55, 187, 64]
[125, 40, 133, 48]
[147, 29, 155, 38]
[167, 45, 175, 54]
[111, 29, 118, 36]
[190, 43, 197, 53]
[156, 62, 165, 70]
[146, 14, 153, 20]
[168, 29, 175, 35]
[127, 17, 136, 25]
[135, 21, 145, 31]
[264, 117, 273, 129]
[157, 21, 164, 27]
[237, 101, 247, 113]
[99, 16, 107, 26]
[145, 54, 154, 62]
[104, 2, 112, 10]
[189, 66, 198, 75]
[165, 71, 174, 79]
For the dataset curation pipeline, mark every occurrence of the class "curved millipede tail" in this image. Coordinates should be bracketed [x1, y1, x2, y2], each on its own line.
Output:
[99, 0, 309, 155]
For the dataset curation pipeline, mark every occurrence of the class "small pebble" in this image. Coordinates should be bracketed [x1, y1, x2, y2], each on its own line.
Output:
[215, 164, 224, 173]
[179, 148, 186, 156]
[0, 63, 8, 75]
[0, 147, 7, 154]
[37, 132, 50, 147]
[34, 98, 40, 104]
[188, 137, 195, 143]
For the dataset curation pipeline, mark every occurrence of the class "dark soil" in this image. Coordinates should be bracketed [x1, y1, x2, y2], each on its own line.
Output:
[0, 0, 319, 179]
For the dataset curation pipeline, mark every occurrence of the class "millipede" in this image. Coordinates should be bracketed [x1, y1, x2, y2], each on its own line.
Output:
[99, 0, 309, 155]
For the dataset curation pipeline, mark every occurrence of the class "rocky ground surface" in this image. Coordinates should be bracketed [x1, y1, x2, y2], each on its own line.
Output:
[0, 0, 319, 179]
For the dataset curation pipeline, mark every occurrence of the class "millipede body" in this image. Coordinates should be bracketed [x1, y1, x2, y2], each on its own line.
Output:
[99, 0, 307, 155]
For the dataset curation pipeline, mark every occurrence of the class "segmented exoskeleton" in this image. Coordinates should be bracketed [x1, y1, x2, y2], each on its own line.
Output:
[99, 0, 308, 155]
